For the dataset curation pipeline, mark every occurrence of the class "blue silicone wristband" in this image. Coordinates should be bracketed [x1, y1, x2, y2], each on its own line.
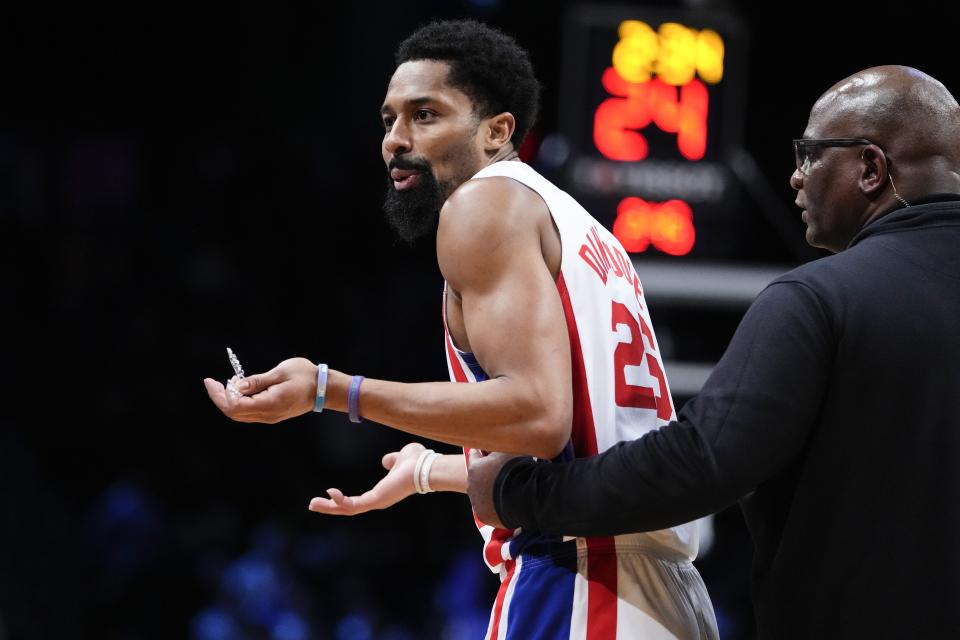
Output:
[348, 375, 364, 423]
[313, 364, 329, 413]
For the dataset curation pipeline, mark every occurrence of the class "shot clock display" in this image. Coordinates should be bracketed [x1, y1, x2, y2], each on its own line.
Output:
[558, 6, 747, 258]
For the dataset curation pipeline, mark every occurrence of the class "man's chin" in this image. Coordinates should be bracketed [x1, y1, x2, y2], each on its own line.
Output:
[389, 220, 438, 244]
[804, 227, 841, 253]
[383, 191, 440, 244]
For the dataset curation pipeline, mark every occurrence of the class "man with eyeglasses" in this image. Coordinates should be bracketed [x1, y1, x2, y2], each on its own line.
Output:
[467, 65, 960, 638]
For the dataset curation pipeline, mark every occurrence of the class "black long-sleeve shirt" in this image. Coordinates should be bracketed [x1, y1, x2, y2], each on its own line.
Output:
[494, 199, 960, 638]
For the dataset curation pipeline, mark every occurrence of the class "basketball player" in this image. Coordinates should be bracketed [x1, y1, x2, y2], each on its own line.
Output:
[205, 20, 717, 639]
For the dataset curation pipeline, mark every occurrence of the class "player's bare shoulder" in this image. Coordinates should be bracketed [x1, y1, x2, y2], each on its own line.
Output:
[440, 173, 550, 239]
[437, 170, 553, 289]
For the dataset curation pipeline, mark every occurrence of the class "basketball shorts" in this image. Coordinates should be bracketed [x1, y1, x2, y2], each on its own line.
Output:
[483, 538, 718, 640]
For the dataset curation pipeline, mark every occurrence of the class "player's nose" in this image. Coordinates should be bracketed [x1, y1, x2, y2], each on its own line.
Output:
[383, 119, 412, 156]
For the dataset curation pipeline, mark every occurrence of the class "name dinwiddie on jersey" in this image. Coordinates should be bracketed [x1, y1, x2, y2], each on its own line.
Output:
[579, 224, 645, 307]
[577, 224, 673, 422]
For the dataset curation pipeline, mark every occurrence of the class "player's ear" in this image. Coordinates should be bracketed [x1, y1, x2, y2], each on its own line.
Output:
[483, 112, 515, 152]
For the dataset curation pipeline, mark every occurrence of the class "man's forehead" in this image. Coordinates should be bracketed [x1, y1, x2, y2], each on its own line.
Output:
[382, 60, 467, 108]
[804, 95, 848, 138]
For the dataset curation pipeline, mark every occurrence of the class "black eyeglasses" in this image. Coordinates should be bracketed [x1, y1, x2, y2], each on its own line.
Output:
[792, 137, 911, 206]
[793, 138, 874, 174]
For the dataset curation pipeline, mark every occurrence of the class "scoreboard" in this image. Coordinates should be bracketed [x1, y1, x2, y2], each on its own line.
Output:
[558, 5, 747, 259]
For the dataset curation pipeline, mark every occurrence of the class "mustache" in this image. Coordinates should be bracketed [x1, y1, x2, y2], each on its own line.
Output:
[388, 156, 432, 173]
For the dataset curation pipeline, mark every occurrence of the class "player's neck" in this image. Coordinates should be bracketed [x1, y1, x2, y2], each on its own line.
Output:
[486, 147, 520, 166]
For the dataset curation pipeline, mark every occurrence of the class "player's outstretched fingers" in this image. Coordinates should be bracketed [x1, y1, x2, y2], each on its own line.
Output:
[309, 489, 343, 514]
[309, 488, 361, 516]
[382, 452, 399, 470]
[204, 378, 229, 412]
[235, 367, 284, 395]
[204, 377, 257, 421]
[326, 487, 351, 506]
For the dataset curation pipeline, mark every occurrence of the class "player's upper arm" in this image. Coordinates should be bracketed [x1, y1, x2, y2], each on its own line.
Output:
[437, 176, 572, 457]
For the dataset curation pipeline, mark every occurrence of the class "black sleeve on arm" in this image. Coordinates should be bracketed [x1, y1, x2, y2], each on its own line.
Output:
[494, 281, 834, 536]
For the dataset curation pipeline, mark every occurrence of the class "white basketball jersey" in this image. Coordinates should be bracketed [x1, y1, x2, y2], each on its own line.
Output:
[444, 161, 698, 575]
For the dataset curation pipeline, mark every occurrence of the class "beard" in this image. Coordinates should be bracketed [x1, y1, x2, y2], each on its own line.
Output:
[382, 157, 446, 244]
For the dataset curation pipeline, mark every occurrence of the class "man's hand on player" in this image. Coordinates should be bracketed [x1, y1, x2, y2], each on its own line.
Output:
[466, 450, 519, 528]
[308, 442, 427, 516]
[204, 357, 317, 424]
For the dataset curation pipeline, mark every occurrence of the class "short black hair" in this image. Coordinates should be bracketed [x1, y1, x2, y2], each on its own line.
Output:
[395, 19, 540, 147]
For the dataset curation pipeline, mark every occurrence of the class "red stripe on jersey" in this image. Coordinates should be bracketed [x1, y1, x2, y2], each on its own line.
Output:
[487, 558, 517, 640]
[556, 273, 599, 458]
[445, 330, 469, 383]
[446, 305, 513, 576]
[484, 526, 513, 569]
[586, 550, 618, 640]
[442, 289, 470, 384]
[557, 272, 619, 638]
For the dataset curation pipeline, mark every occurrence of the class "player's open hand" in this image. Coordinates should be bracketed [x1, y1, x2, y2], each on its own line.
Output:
[204, 357, 317, 424]
[466, 450, 518, 528]
[308, 442, 427, 516]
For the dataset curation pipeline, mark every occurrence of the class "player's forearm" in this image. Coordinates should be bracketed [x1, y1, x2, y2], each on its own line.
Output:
[326, 370, 569, 458]
[430, 453, 468, 493]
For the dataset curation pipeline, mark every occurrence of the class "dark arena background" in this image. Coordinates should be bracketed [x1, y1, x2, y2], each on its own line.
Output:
[2, 2, 955, 638]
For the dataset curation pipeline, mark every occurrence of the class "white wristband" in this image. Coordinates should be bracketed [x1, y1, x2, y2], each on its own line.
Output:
[413, 448, 435, 494]
[313, 363, 329, 413]
[419, 452, 440, 494]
